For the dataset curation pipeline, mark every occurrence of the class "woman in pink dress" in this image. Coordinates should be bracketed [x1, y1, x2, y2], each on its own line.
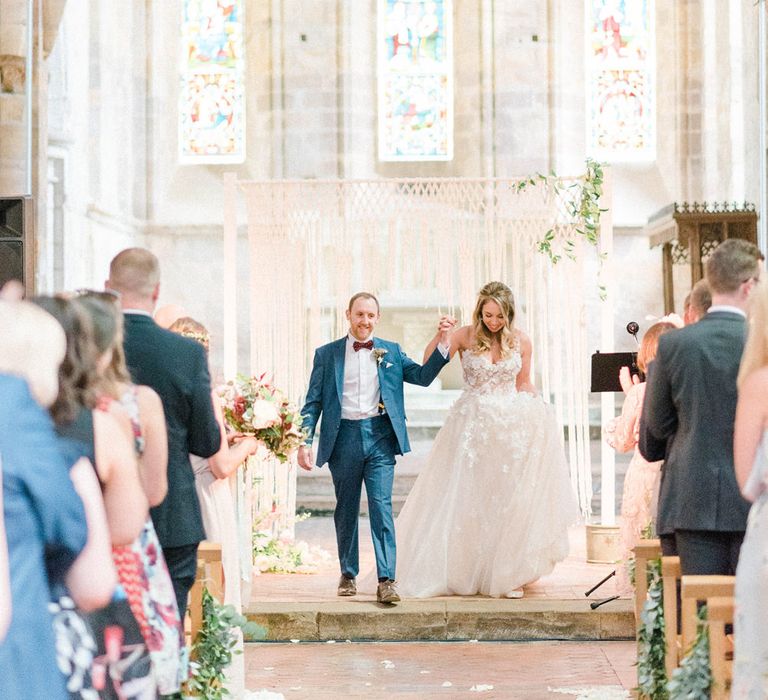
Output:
[605, 320, 679, 594]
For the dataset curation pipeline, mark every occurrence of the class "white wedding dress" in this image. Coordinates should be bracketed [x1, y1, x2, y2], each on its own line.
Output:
[395, 345, 580, 598]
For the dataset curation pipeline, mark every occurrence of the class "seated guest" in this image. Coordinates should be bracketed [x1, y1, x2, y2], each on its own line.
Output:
[640, 239, 763, 575]
[683, 278, 712, 325]
[732, 279, 768, 697]
[605, 320, 678, 593]
[0, 301, 89, 700]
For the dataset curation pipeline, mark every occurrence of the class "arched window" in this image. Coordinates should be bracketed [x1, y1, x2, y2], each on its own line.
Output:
[179, 0, 245, 163]
[378, 0, 453, 161]
[587, 0, 656, 161]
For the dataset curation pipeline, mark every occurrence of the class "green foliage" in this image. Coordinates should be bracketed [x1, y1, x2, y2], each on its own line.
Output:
[667, 605, 711, 699]
[515, 159, 606, 282]
[636, 558, 668, 700]
[185, 587, 261, 699]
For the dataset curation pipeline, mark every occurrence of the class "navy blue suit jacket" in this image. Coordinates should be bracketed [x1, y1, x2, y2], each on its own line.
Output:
[301, 337, 449, 467]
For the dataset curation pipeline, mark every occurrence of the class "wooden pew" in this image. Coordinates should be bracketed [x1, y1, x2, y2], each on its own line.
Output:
[187, 541, 224, 645]
[708, 595, 734, 700]
[633, 539, 662, 628]
[662, 556, 682, 677]
[680, 575, 735, 652]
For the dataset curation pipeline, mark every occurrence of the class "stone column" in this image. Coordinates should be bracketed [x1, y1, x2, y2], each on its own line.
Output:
[0, 0, 30, 194]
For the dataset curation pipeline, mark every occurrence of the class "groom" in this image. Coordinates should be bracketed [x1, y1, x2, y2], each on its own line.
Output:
[298, 292, 452, 603]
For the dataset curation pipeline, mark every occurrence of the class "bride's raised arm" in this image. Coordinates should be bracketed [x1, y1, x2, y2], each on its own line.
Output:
[422, 323, 469, 363]
[515, 331, 537, 395]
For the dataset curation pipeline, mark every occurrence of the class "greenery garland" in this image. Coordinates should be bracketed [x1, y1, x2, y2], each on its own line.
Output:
[667, 605, 711, 699]
[185, 586, 261, 699]
[636, 558, 668, 700]
[514, 159, 607, 298]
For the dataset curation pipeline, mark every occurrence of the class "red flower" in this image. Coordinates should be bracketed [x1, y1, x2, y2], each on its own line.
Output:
[234, 395, 246, 417]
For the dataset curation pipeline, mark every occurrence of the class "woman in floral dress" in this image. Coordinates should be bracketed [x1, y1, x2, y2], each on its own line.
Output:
[79, 293, 185, 695]
[605, 320, 678, 594]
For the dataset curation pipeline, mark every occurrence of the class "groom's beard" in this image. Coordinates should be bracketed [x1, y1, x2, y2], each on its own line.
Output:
[349, 326, 375, 341]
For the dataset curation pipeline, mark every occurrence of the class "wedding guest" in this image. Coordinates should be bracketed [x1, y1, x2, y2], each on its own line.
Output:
[683, 278, 712, 325]
[170, 316, 259, 697]
[0, 300, 115, 610]
[107, 248, 221, 614]
[32, 295, 155, 695]
[732, 279, 768, 697]
[0, 469, 8, 643]
[79, 292, 185, 696]
[605, 320, 678, 593]
[0, 301, 88, 700]
[640, 239, 763, 575]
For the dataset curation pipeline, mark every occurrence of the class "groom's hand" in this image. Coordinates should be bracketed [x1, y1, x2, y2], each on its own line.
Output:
[437, 315, 457, 347]
[298, 445, 314, 471]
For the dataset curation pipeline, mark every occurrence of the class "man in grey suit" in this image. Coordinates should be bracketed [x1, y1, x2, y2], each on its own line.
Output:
[640, 238, 763, 574]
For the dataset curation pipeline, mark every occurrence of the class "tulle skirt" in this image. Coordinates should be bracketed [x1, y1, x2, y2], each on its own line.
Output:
[395, 389, 580, 598]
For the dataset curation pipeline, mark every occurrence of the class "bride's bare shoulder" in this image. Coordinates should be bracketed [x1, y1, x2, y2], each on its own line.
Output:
[453, 325, 473, 349]
[513, 328, 532, 351]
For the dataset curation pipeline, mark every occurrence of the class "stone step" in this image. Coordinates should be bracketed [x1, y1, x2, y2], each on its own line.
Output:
[243, 598, 634, 642]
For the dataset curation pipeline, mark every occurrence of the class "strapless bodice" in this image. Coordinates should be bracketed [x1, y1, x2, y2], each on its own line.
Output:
[461, 348, 522, 395]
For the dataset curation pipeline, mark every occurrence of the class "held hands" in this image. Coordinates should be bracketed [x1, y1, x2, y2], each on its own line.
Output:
[297, 445, 314, 471]
[437, 315, 457, 347]
[619, 366, 640, 394]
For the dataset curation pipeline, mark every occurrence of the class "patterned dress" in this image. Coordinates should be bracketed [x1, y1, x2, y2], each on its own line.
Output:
[112, 389, 186, 695]
[604, 382, 663, 595]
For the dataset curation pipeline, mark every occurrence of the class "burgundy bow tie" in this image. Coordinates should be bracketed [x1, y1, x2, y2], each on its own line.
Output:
[353, 340, 374, 352]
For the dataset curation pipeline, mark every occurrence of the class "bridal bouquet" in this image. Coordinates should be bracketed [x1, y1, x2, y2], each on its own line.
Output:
[217, 374, 306, 463]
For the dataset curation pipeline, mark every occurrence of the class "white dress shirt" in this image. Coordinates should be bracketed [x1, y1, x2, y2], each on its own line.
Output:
[340, 335, 450, 420]
[341, 334, 382, 420]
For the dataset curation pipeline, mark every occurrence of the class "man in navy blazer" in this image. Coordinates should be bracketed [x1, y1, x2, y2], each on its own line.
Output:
[640, 238, 763, 574]
[107, 248, 221, 614]
[298, 293, 452, 603]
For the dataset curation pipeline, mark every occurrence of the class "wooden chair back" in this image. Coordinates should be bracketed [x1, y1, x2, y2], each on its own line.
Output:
[707, 595, 734, 700]
[661, 556, 682, 677]
[680, 575, 735, 652]
[633, 539, 662, 627]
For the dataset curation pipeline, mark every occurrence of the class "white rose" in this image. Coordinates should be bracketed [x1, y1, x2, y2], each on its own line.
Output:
[251, 399, 281, 429]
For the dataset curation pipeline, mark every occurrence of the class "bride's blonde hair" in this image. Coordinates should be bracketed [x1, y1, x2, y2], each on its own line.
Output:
[738, 281, 768, 388]
[472, 281, 516, 357]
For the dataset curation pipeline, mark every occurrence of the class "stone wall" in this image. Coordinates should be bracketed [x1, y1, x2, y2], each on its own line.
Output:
[18, 0, 768, 381]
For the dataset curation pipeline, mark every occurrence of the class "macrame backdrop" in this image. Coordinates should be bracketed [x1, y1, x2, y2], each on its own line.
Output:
[224, 174, 611, 539]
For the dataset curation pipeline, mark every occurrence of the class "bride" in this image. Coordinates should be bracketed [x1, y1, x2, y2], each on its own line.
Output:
[395, 281, 579, 598]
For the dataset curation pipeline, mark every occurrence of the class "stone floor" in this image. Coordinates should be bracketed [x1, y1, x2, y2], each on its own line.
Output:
[249, 518, 624, 604]
[244, 639, 636, 698]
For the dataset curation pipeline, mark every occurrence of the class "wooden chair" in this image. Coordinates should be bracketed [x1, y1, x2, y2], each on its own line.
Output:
[187, 541, 224, 645]
[661, 556, 682, 677]
[680, 575, 735, 652]
[197, 541, 224, 601]
[188, 560, 206, 644]
[633, 539, 662, 628]
[708, 595, 735, 700]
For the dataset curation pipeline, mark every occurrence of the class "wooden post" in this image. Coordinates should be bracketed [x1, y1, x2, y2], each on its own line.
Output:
[632, 539, 661, 628]
[662, 556, 682, 677]
[708, 596, 734, 700]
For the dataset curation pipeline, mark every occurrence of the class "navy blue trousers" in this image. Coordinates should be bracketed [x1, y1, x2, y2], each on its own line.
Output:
[327, 415, 398, 581]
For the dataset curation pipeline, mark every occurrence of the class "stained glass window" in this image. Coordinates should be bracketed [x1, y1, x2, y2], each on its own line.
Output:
[587, 0, 656, 161]
[179, 0, 245, 164]
[378, 0, 453, 161]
